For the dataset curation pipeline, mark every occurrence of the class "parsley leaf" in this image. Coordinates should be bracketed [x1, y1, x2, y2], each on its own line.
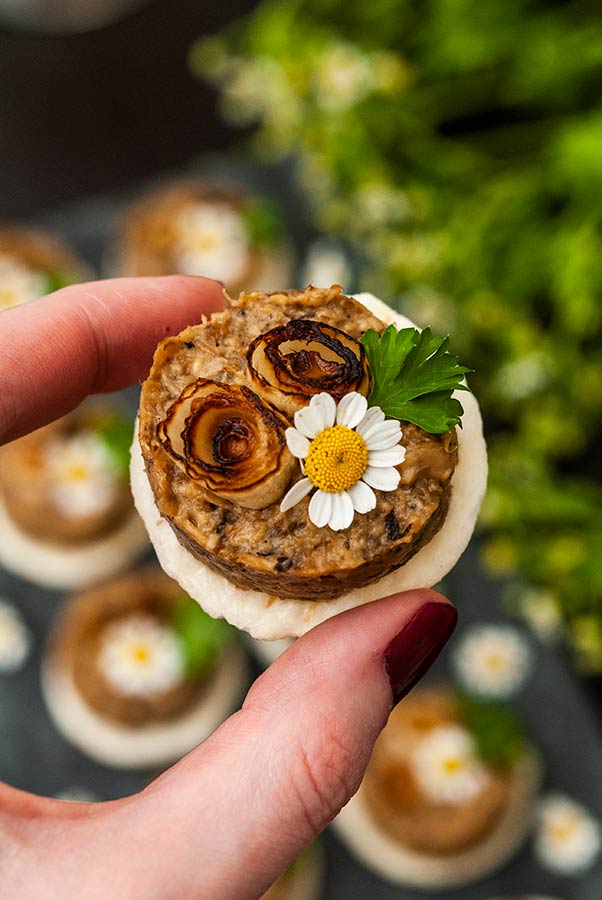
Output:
[456, 692, 527, 768]
[361, 325, 472, 433]
[43, 271, 76, 295]
[242, 197, 282, 248]
[95, 414, 134, 476]
[171, 595, 233, 679]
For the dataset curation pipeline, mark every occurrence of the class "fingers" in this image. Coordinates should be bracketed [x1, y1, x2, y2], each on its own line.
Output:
[107, 589, 456, 900]
[0, 276, 224, 446]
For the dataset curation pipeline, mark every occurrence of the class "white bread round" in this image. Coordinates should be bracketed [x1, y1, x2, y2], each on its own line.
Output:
[131, 294, 487, 639]
[104, 243, 295, 295]
[247, 636, 294, 668]
[41, 644, 249, 769]
[332, 752, 542, 889]
[0, 499, 148, 590]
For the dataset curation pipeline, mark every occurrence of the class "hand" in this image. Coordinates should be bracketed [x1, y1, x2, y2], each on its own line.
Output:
[0, 277, 457, 900]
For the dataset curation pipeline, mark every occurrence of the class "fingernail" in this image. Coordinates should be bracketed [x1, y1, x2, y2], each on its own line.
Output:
[384, 602, 457, 705]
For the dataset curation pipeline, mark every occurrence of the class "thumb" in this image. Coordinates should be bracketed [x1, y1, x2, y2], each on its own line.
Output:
[28, 589, 456, 900]
[126, 589, 455, 899]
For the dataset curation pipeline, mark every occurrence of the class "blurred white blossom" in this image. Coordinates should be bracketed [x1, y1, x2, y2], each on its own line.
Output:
[0, 601, 31, 673]
[519, 588, 563, 642]
[314, 44, 374, 111]
[411, 724, 487, 804]
[453, 624, 532, 699]
[535, 793, 601, 874]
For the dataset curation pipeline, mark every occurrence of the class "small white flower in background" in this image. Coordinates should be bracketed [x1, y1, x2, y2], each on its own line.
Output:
[493, 353, 551, 402]
[519, 588, 563, 642]
[0, 600, 31, 673]
[353, 182, 413, 229]
[401, 285, 458, 336]
[98, 614, 184, 698]
[301, 239, 351, 291]
[222, 58, 296, 133]
[0, 253, 47, 311]
[453, 624, 532, 699]
[55, 787, 98, 803]
[46, 431, 119, 518]
[411, 724, 487, 805]
[280, 392, 405, 531]
[175, 204, 250, 284]
[535, 793, 601, 874]
[314, 44, 374, 111]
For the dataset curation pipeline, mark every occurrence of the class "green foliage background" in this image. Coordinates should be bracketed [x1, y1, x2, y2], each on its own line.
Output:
[192, 0, 602, 669]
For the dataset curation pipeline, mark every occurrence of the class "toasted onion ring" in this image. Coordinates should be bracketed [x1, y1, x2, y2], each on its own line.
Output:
[158, 380, 295, 509]
[247, 319, 371, 416]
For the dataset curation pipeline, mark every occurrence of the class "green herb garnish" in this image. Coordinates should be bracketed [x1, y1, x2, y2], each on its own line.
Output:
[95, 414, 134, 476]
[171, 595, 233, 678]
[361, 325, 472, 433]
[456, 692, 526, 768]
[243, 197, 282, 248]
[43, 271, 76, 295]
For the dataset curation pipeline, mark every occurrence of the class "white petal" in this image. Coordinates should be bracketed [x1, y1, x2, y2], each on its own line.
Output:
[311, 392, 337, 429]
[356, 406, 385, 437]
[336, 392, 368, 429]
[362, 466, 401, 492]
[308, 490, 333, 528]
[367, 445, 407, 467]
[285, 427, 310, 459]
[280, 477, 313, 512]
[329, 491, 355, 531]
[294, 405, 323, 439]
[347, 480, 377, 514]
[362, 419, 402, 448]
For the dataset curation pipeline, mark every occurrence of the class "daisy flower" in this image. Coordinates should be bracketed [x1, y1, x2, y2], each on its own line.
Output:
[0, 253, 47, 311]
[98, 614, 184, 698]
[453, 624, 532, 699]
[280, 391, 405, 531]
[519, 587, 563, 642]
[535, 793, 601, 874]
[0, 600, 31, 672]
[411, 724, 487, 805]
[174, 204, 249, 284]
[46, 431, 119, 518]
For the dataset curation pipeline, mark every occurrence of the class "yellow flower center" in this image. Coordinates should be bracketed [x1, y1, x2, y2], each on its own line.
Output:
[305, 425, 368, 493]
[130, 645, 151, 665]
[549, 817, 578, 842]
[67, 463, 89, 482]
[485, 651, 505, 671]
[0, 289, 18, 309]
[443, 756, 464, 774]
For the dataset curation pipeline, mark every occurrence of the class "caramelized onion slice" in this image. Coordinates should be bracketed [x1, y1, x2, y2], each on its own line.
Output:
[247, 319, 371, 416]
[158, 380, 295, 509]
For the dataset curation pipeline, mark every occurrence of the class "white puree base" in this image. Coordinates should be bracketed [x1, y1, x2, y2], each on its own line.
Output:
[42, 645, 249, 769]
[0, 499, 148, 590]
[130, 294, 488, 640]
[333, 753, 542, 889]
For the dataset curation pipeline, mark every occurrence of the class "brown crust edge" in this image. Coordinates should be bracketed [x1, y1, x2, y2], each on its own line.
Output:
[163, 483, 452, 601]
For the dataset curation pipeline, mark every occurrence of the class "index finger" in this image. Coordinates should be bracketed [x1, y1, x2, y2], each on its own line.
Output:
[0, 275, 224, 445]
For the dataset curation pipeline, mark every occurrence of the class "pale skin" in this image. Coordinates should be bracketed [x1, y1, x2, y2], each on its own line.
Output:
[0, 276, 455, 900]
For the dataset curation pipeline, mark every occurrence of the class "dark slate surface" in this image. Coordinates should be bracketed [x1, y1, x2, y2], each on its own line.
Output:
[2, 173, 602, 900]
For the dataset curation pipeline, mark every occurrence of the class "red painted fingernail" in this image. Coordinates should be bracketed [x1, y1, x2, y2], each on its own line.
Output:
[384, 602, 457, 705]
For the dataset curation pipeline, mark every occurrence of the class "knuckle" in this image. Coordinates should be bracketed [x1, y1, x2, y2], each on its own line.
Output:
[290, 722, 361, 834]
